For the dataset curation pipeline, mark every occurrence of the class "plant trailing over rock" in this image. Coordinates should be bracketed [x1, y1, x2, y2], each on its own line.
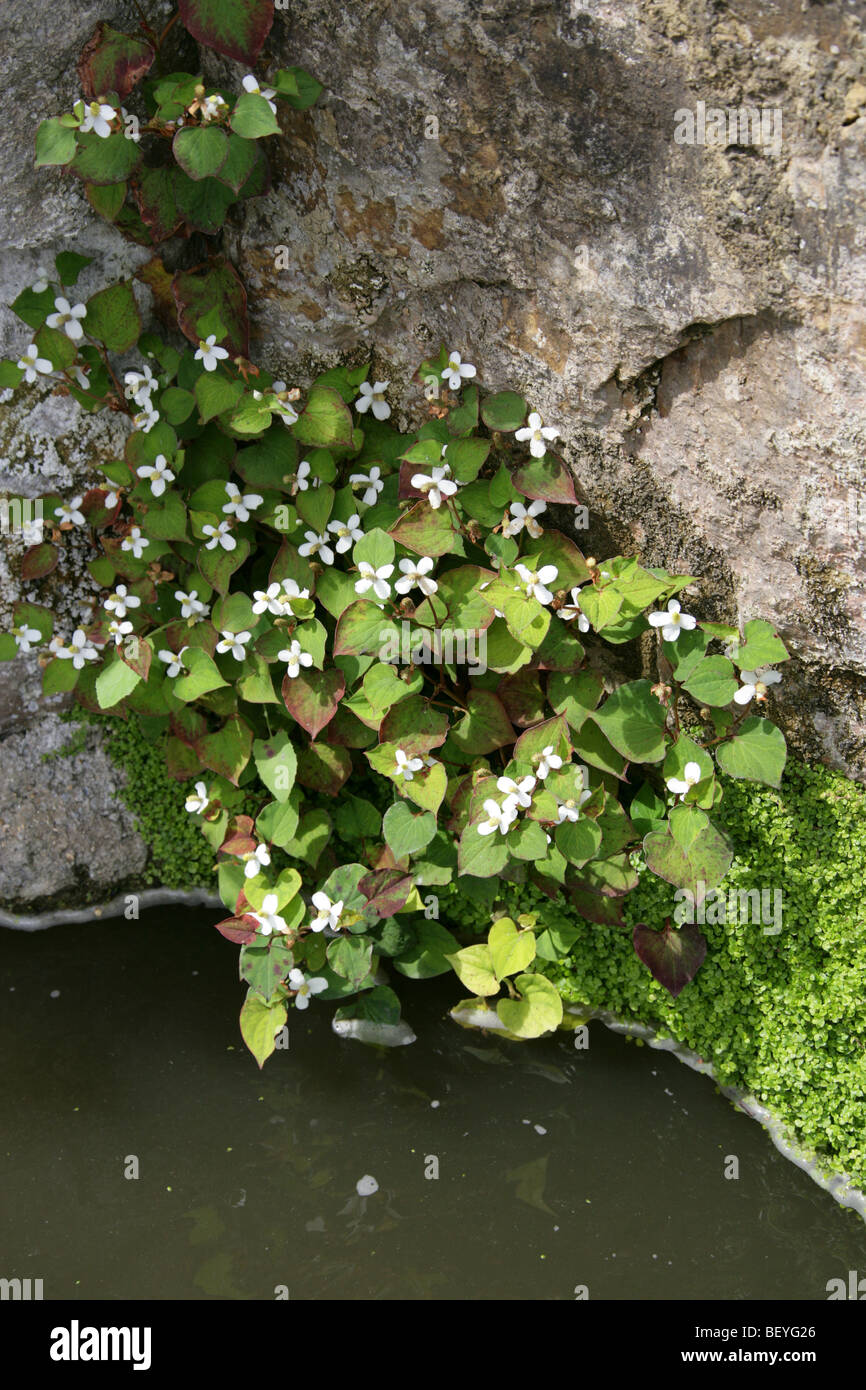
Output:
[1, 0, 792, 1065]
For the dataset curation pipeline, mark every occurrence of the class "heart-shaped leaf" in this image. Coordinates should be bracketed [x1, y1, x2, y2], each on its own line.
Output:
[282, 667, 345, 740]
[633, 921, 707, 997]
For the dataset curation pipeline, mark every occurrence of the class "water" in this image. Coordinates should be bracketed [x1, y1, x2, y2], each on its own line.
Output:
[2, 910, 864, 1300]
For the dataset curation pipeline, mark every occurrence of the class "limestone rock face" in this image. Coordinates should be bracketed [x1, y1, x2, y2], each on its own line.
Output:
[0, 0, 864, 907]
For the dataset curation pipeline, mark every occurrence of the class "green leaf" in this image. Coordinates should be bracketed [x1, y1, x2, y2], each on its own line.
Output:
[55, 252, 93, 287]
[253, 732, 298, 803]
[382, 802, 437, 860]
[256, 795, 300, 849]
[72, 129, 142, 185]
[457, 818, 509, 877]
[95, 655, 141, 709]
[643, 806, 734, 899]
[173, 125, 229, 180]
[554, 815, 603, 866]
[327, 936, 374, 989]
[174, 173, 236, 235]
[481, 391, 527, 431]
[239, 993, 287, 1069]
[731, 619, 790, 669]
[85, 281, 141, 352]
[393, 919, 460, 979]
[42, 657, 80, 694]
[293, 386, 354, 449]
[334, 601, 399, 659]
[214, 133, 260, 193]
[273, 66, 323, 110]
[488, 918, 536, 979]
[589, 679, 668, 763]
[496, 974, 563, 1038]
[442, 690, 513, 757]
[715, 717, 787, 788]
[446, 944, 499, 997]
[194, 372, 244, 423]
[177, 0, 274, 65]
[682, 655, 739, 708]
[548, 669, 604, 730]
[35, 118, 77, 167]
[389, 500, 459, 557]
[172, 647, 228, 702]
[231, 90, 281, 138]
[240, 940, 294, 1002]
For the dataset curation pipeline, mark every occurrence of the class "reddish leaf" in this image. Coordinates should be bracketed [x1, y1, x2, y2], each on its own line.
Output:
[134, 170, 182, 244]
[77, 22, 154, 100]
[121, 636, 152, 680]
[80, 487, 120, 530]
[170, 706, 208, 746]
[564, 882, 625, 927]
[220, 831, 257, 857]
[397, 461, 427, 501]
[215, 914, 260, 945]
[296, 741, 352, 795]
[498, 669, 547, 727]
[282, 668, 345, 740]
[196, 713, 253, 784]
[172, 257, 249, 359]
[633, 920, 707, 997]
[512, 453, 577, 505]
[165, 736, 200, 781]
[378, 695, 449, 754]
[134, 257, 178, 328]
[358, 869, 414, 919]
[21, 542, 59, 581]
[178, 0, 274, 66]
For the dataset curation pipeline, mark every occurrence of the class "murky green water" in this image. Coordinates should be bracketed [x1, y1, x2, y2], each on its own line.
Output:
[2, 909, 864, 1300]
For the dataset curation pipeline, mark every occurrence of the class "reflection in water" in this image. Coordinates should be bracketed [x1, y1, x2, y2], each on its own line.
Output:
[1, 910, 864, 1300]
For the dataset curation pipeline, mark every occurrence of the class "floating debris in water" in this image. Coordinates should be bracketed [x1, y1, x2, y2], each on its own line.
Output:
[356, 1175, 378, 1197]
[332, 1017, 416, 1047]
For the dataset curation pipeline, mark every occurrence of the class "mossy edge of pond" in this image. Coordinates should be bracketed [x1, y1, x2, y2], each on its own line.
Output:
[6, 713, 866, 1212]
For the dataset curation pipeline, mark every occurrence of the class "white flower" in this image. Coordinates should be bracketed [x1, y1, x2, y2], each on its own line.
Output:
[648, 599, 697, 643]
[200, 93, 228, 121]
[175, 589, 209, 621]
[241, 73, 278, 115]
[411, 464, 458, 510]
[107, 619, 133, 647]
[515, 410, 559, 459]
[355, 380, 391, 420]
[349, 465, 384, 507]
[56, 628, 99, 669]
[288, 968, 328, 1009]
[477, 796, 520, 836]
[295, 460, 312, 491]
[202, 520, 236, 551]
[271, 578, 310, 614]
[251, 893, 288, 937]
[278, 640, 313, 678]
[185, 781, 210, 814]
[557, 772, 592, 821]
[158, 646, 189, 678]
[46, 296, 87, 341]
[121, 526, 149, 558]
[252, 583, 282, 616]
[11, 624, 41, 653]
[17, 343, 52, 382]
[79, 99, 117, 139]
[222, 481, 263, 522]
[734, 667, 782, 705]
[394, 556, 438, 596]
[354, 561, 393, 601]
[514, 562, 559, 606]
[136, 454, 175, 497]
[393, 747, 424, 781]
[54, 496, 86, 527]
[496, 774, 536, 809]
[559, 587, 590, 631]
[441, 350, 477, 391]
[104, 584, 141, 619]
[124, 365, 156, 405]
[504, 499, 546, 538]
[666, 761, 703, 799]
[216, 629, 251, 661]
[31, 267, 51, 293]
[536, 745, 562, 779]
[298, 530, 335, 565]
[244, 843, 271, 879]
[327, 513, 364, 554]
[133, 404, 160, 433]
[194, 335, 229, 371]
[310, 891, 344, 932]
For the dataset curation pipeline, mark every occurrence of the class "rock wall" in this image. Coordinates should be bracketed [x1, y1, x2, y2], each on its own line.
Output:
[1, 0, 864, 907]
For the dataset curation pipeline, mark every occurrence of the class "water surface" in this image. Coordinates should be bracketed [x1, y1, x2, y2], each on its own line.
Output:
[2, 910, 864, 1300]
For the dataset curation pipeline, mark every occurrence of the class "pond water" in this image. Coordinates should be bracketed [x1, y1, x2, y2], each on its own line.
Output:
[2, 909, 864, 1301]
